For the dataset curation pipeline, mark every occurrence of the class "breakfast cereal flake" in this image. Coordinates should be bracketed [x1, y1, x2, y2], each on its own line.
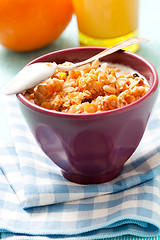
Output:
[24, 60, 150, 114]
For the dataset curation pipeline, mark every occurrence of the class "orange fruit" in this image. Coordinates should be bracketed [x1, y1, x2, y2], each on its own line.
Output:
[0, 0, 73, 52]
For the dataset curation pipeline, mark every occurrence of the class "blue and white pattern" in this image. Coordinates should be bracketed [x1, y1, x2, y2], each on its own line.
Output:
[0, 91, 160, 240]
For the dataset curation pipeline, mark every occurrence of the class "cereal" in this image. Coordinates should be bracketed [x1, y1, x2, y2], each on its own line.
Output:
[24, 60, 150, 114]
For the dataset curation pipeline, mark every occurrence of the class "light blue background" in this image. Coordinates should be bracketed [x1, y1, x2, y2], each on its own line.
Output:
[0, 0, 160, 140]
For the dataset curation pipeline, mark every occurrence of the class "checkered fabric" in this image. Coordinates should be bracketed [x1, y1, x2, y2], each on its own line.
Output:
[0, 92, 160, 239]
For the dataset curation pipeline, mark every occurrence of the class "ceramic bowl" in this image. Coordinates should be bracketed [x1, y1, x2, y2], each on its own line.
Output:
[17, 47, 159, 184]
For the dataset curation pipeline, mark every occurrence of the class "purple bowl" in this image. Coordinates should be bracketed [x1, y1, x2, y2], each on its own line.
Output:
[17, 47, 159, 184]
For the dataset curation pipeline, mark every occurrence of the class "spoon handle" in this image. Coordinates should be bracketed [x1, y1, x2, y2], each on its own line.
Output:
[57, 37, 148, 71]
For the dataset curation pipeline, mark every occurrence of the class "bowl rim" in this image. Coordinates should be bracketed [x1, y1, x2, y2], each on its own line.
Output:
[17, 47, 159, 119]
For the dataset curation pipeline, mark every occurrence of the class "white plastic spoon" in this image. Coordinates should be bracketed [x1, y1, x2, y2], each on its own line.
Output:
[5, 37, 148, 95]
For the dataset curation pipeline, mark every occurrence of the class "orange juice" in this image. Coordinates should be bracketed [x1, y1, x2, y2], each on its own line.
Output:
[73, 0, 139, 52]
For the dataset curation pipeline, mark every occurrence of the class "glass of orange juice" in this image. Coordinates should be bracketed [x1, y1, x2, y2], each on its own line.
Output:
[73, 0, 139, 52]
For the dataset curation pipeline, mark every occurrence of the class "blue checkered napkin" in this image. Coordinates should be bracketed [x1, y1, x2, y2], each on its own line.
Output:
[3, 93, 160, 209]
[1, 236, 160, 240]
[0, 141, 160, 239]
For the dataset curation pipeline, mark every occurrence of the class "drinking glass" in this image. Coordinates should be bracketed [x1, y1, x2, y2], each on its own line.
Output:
[73, 0, 139, 52]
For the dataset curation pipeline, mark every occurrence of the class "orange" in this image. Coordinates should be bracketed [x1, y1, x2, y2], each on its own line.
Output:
[0, 0, 73, 52]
